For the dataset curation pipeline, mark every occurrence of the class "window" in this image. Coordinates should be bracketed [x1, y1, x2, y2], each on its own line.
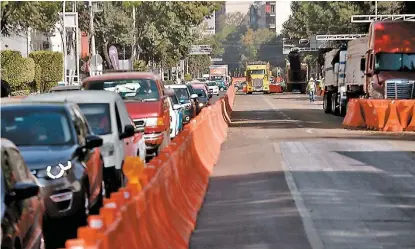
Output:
[173, 88, 190, 103]
[271, 5, 275, 13]
[1, 108, 73, 146]
[114, 104, 122, 134]
[78, 103, 112, 135]
[375, 53, 415, 72]
[194, 89, 207, 98]
[248, 69, 266, 75]
[84, 79, 160, 101]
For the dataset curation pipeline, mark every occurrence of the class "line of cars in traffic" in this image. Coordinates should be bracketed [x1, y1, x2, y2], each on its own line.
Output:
[0, 72, 215, 249]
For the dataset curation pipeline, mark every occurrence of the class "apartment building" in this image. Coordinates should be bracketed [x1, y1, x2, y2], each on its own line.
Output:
[249, 1, 277, 32]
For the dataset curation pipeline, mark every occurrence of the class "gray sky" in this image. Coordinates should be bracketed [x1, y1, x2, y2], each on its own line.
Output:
[225, 1, 292, 33]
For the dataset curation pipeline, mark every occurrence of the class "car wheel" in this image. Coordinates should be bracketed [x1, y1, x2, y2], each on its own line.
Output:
[220, 87, 224, 91]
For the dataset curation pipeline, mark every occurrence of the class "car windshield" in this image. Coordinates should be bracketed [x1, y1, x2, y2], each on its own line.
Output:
[207, 82, 217, 86]
[210, 76, 223, 81]
[173, 88, 190, 103]
[194, 89, 207, 98]
[248, 69, 265, 75]
[1, 109, 73, 146]
[84, 79, 160, 101]
[375, 53, 415, 72]
[170, 94, 180, 105]
[78, 103, 112, 136]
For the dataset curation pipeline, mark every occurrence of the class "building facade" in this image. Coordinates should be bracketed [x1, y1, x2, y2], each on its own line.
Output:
[249, 1, 277, 32]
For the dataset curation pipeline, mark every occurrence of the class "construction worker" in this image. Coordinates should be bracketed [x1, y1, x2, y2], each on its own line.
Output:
[306, 77, 316, 102]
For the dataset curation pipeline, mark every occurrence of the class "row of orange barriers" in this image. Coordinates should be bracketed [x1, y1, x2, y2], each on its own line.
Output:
[343, 99, 415, 132]
[64, 85, 236, 249]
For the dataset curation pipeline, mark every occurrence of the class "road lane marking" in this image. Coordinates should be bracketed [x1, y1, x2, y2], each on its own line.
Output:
[306, 129, 313, 134]
[262, 96, 302, 128]
[273, 143, 325, 249]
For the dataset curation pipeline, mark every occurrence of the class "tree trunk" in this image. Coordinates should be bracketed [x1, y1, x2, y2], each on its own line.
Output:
[102, 39, 112, 69]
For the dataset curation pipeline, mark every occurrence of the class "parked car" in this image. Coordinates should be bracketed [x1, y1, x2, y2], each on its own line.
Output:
[1, 139, 44, 249]
[166, 94, 183, 139]
[165, 84, 197, 124]
[1, 101, 105, 249]
[81, 72, 173, 157]
[191, 84, 210, 109]
[170, 92, 184, 133]
[235, 81, 246, 91]
[206, 81, 220, 96]
[49, 85, 81, 93]
[25, 90, 144, 195]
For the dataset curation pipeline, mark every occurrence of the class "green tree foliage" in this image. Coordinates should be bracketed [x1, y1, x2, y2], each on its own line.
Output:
[184, 73, 192, 81]
[29, 51, 63, 92]
[1, 1, 61, 36]
[0, 50, 35, 91]
[188, 55, 211, 78]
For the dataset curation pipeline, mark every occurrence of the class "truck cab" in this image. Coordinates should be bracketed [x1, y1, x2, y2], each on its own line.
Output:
[245, 61, 271, 94]
[362, 21, 415, 99]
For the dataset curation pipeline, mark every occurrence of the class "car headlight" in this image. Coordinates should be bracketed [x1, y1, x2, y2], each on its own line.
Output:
[101, 143, 115, 157]
[199, 103, 204, 107]
[146, 117, 164, 126]
[31, 161, 73, 180]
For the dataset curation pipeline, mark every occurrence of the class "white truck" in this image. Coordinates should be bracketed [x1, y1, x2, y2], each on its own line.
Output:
[323, 36, 368, 116]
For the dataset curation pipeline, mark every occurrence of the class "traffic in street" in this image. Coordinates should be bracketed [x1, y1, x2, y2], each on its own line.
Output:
[190, 92, 415, 249]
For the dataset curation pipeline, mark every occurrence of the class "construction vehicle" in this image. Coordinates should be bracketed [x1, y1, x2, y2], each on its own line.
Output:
[362, 21, 415, 99]
[323, 37, 367, 116]
[244, 61, 271, 94]
[285, 51, 308, 93]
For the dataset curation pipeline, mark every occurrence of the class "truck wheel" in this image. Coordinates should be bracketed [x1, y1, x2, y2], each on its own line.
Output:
[323, 93, 331, 113]
[339, 99, 347, 117]
[331, 93, 339, 116]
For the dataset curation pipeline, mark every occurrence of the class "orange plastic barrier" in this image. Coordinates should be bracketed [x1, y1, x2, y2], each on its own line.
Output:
[269, 84, 283, 93]
[64, 85, 237, 249]
[343, 99, 415, 132]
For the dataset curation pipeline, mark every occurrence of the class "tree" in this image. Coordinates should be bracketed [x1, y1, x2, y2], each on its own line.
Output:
[1, 1, 61, 36]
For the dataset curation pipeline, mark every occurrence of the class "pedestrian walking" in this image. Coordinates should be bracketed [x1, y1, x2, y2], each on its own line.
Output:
[306, 77, 316, 102]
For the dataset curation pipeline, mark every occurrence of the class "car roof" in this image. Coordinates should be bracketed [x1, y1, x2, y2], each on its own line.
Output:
[1, 101, 72, 111]
[49, 85, 81, 91]
[165, 84, 187, 89]
[191, 84, 206, 89]
[82, 72, 159, 83]
[24, 90, 122, 104]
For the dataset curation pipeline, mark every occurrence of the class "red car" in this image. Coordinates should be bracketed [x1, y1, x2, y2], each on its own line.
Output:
[82, 72, 173, 157]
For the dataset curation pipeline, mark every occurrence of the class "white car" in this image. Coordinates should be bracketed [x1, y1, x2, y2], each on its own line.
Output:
[206, 81, 220, 96]
[25, 91, 147, 194]
[165, 94, 183, 139]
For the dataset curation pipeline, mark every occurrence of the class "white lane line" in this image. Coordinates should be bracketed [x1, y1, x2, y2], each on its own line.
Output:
[263, 96, 301, 128]
[306, 129, 313, 134]
[273, 143, 325, 249]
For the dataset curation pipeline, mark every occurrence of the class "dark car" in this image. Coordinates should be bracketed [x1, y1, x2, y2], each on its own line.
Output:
[1, 101, 105, 249]
[185, 84, 201, 114]
[1, 139, 44, 249]
[192, 85, 210, 109]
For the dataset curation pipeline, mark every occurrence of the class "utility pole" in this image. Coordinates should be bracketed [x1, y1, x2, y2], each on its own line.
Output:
[375, 0, 378, 19]
[89, 1, 96, 56]
[63, 1, 67, 83]
[132, 6, 136, 61]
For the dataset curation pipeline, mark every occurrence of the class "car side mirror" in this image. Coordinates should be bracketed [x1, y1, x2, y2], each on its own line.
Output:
[173, 104, 181, 110]
[190, 94, 198, 99]
[197, 93, 203, 97]
[119, 124, 135, 139]
[5, 182, 39, 204]
[85, 135, 103, 149]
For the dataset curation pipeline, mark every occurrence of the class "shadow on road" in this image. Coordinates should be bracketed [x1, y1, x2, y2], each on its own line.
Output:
[190, 151, 415, 249]
[230, 109, 343, 130]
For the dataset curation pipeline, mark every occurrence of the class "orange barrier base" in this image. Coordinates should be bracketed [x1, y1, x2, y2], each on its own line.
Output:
[269, 84, 282, 93]
[343, 99, 415, 132]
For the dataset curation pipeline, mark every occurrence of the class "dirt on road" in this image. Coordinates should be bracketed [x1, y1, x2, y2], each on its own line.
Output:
[190, 92, 415, 249]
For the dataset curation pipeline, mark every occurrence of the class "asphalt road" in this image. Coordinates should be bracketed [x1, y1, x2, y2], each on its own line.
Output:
[190, 92, 415, 249]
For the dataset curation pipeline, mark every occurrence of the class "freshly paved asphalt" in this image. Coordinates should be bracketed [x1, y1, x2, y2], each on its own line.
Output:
[190, 92, 415, 249]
